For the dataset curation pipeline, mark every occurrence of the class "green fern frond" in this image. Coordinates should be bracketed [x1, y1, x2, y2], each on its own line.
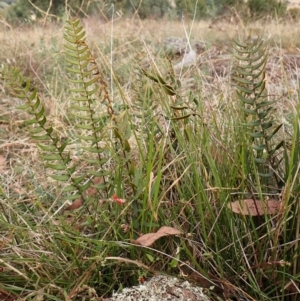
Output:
[0, 64, 91, 201]
[233, 37, 284, 190]
[64, 19, 118, 195]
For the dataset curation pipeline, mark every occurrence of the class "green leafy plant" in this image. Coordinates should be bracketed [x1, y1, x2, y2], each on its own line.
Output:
[228, 36, 300, 299]
[233, 37, 284, 197]
[248, 0, 287, 19]
[1, 18, 300, 301]
[1, 19, 115, 212]
[0, 18, 141, 298]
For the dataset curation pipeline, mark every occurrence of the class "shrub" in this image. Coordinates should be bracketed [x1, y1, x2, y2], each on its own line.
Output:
[287, 7, 300, 21]
[248, 0, 287, 19]
[175, 0, 207, 18]
[3, 0, 105, 23]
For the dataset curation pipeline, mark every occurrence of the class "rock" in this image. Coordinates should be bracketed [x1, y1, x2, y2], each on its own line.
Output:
[0, 1, 9, 9]
[108, 274, 210, 301]
[173, 49, 198, 70]
[163, 37, 206, 57]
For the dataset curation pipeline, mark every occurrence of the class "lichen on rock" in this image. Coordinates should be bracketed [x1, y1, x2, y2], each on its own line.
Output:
[108, 274, 210, 301]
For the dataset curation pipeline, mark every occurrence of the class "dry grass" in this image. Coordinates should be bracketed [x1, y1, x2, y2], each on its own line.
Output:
[1, 16, 300, 300]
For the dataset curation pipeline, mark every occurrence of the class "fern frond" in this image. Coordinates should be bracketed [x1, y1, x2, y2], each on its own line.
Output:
[0, 64, 91, 201]
[233, 37, 284, 190]
[64, 19, 118, 195]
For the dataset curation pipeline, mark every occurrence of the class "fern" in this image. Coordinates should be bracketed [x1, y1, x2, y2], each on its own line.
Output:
[233, 37, 284, 193]
[64, 19, 117, 197]
[0, 19, 119, 206]
[130, 69, 163, 145]
[0, 65, 90, 202]
[64, 19, 138, 198]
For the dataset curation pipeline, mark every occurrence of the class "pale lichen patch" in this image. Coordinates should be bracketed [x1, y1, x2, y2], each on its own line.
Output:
[109, 275, 210, 301]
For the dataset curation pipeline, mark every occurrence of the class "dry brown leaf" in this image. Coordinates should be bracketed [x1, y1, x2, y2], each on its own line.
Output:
[65, 198, 83, 211]
[156, 226, 181, 235]
[283, 279, 300, 293]
[227, 199, 280, 216]
[0, 288, 18, 301]
[86, 177, 103, 196]
[64, 178, 104, 212]
[132, 226, 181, 247]
[0, 155, 6, 172]
[86, 186, 98, 196]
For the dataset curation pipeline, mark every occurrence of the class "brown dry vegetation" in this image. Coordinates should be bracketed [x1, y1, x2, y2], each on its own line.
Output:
[1, 16, 300, 300]
[1, 17, 300, 121]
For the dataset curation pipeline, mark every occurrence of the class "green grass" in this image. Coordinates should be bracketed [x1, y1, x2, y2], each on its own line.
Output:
[0, 16, 300, 301]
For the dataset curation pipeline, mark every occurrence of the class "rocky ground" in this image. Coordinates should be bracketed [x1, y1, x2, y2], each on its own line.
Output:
[69, 275, 212, 301]
[107, 275, 210, 301]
